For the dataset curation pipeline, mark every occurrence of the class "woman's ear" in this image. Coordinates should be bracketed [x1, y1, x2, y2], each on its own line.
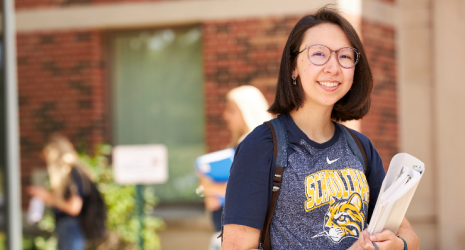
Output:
[292, 70, 298, 79]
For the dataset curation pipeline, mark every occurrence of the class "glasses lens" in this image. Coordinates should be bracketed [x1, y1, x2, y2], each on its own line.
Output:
[308, 45, 330, 65]
[338, 48, 358, 68]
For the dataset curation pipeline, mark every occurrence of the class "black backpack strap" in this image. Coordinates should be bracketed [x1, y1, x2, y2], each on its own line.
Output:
[335, 123, 368, 173]
[261, 116, 288, 250]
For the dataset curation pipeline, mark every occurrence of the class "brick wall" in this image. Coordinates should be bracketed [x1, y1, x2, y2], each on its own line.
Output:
[203, 17, 298, 152]
[17, 30, 107, 206]
[360, 20, 398, 171]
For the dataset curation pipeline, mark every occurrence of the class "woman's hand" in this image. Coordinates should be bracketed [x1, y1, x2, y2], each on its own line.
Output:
[363, 217, 419, 250]
[369, 230, 404, 249]
[349, 230, 377, 250]
[27, 186, 55, 206]
[197, 173, 227, 197]
[27, 186, 83, 216]
[350, 229, 405, 250]
[204, 196, 222, 211]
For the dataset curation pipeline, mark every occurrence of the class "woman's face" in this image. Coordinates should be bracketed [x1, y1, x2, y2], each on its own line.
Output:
[293, 23, 355, 108]
[44, 146, 60, 164]
[222, 99, 248, 136]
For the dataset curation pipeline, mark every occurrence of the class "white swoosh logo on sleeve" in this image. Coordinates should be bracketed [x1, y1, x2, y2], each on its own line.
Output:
[326, 157, 340, 165]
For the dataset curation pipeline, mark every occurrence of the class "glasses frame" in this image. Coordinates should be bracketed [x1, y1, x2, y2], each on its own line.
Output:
[297, 44, 361, 69]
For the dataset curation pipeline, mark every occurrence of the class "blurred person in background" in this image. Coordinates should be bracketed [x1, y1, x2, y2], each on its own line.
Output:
[27, 134, 93, 250]
[198, 85, 272, 250]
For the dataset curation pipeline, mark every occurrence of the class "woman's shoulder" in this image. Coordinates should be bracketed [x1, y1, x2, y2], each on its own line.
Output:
[344, 127, 375, 155]
[344, 127, 385, 177]
[239, 123, 274, 149]
[232, 123, 275, 172]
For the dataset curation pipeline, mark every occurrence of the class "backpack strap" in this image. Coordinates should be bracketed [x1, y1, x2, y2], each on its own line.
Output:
[335, 123, 368, 173]
[261, 116, 288, 250]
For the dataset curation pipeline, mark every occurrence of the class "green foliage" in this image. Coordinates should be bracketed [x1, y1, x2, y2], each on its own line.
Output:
[29, 144, 164, 250]
[80, 144, 165, 250]
[38, 210, 56, 233]
[33, 209, 58, 250]
[34, 235, 57, 250]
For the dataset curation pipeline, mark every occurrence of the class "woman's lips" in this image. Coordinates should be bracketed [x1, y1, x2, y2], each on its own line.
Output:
[318, 81, 341, 92]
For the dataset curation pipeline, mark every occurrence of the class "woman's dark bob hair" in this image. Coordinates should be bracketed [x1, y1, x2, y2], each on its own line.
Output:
[268, 6, 373, 122]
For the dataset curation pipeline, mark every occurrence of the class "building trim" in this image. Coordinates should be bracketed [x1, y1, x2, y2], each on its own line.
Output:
[363, 0, 397, 27]
[15, 0, 395, 32]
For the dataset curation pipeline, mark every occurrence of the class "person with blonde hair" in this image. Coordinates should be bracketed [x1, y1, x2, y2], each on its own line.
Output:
[223, 85, 273, 147]
[28, 134, 93, 250]
[198, 85, 272, 250]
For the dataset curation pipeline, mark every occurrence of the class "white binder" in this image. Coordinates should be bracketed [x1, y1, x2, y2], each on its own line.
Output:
[367, 153, 425, 235]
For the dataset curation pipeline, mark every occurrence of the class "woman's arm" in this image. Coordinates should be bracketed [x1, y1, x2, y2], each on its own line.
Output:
[222, 224, 261, 250]
[222, 125, 275, 249]
[53, 194, 83, 216]
[396, 217, 419, 249]
[27, 186, 83, 216]
[198, 174, 227, 197]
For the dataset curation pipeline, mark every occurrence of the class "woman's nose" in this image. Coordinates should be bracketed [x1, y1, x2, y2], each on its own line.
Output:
[323, 53, 340, 75]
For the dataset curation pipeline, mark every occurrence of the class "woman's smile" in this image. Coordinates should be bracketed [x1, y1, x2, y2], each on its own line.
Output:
[317, 81, 341, 92]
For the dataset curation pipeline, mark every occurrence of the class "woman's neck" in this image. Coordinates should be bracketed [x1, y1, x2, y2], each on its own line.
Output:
[289, 102, 335, 144]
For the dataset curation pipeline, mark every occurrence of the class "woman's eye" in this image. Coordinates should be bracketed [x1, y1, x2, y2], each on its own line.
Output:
[313, 52, 325, 57]
[339, 54, 352, 59]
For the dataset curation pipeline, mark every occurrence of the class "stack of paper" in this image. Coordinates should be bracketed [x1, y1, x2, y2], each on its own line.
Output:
[367, 153, 425, 235]
[27, 197, 44, 224]
[195, 148, 234, 182]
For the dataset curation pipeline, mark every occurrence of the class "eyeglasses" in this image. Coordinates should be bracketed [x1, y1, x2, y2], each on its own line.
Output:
[297, 44, 360, 69]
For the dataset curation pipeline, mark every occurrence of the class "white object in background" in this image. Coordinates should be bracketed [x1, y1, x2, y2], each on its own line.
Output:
[113, 144, 168, 184]
[208, 232, 222, 250]
[27, 197, 44, 224]
[367, 153, 425, 235]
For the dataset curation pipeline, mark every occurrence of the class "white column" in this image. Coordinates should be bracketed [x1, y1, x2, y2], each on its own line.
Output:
[397, 0, 437, 248]
[433, 0, 465, 249]
[2, 0, 22, 249]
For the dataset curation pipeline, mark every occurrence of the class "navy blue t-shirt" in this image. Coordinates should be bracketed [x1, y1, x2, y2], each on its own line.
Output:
[54, 168, 86, 223]
[223, 113, 386, 249]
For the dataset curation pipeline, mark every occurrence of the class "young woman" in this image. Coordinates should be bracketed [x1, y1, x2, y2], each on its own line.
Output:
[197, 85, 272, 249]
[222, 7, 419, 250]
[28, 135, 92, 250]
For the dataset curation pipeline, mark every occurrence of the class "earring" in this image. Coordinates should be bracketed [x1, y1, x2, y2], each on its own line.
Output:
[292, 76, 297, 85]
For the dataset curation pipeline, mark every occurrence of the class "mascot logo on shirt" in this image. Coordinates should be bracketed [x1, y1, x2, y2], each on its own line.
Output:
[304, 168, 369, 243]
[312, 193, 365, 243]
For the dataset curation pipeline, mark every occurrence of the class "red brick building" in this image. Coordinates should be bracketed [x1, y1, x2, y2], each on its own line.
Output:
[15, 0, 400, 248]
[13, 0, 465, 249]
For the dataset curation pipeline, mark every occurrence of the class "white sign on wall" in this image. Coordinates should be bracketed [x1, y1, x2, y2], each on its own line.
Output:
[113, 144, 168, 184]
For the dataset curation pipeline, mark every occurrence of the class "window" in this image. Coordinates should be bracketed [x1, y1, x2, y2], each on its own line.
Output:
[110, 26, 204, 202]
